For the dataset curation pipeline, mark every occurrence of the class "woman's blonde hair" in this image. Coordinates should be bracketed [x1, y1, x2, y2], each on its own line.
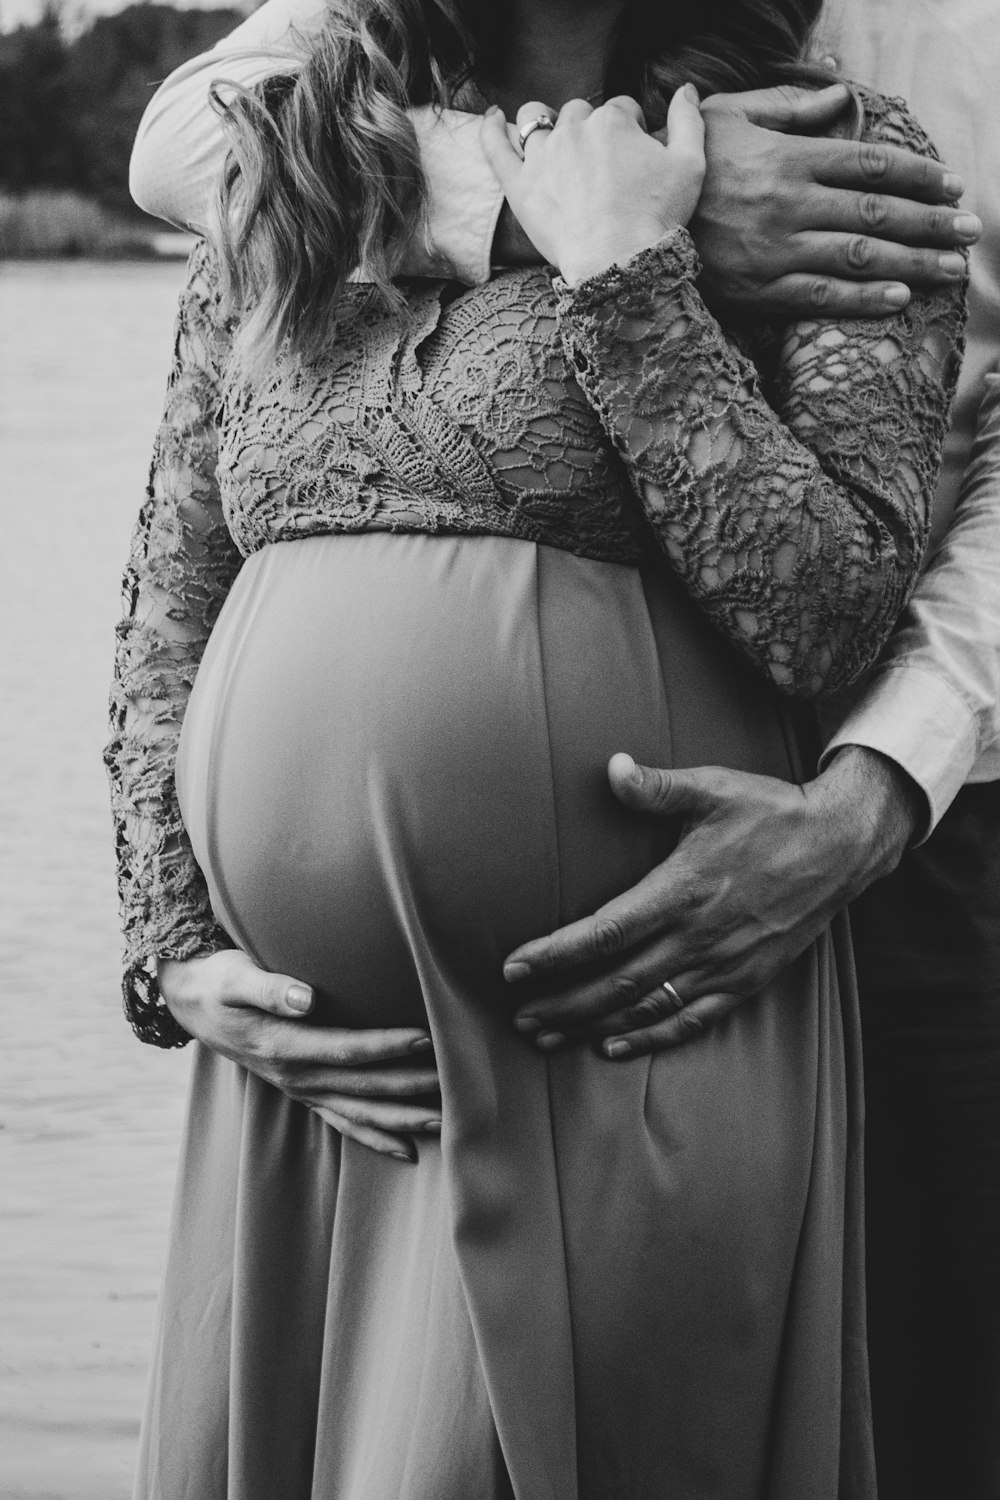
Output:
[214, 0, 843, 370]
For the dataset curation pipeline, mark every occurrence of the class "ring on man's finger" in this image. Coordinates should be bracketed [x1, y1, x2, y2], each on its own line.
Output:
[518, 115, 556, 154]
[659, 979, 684, 1011]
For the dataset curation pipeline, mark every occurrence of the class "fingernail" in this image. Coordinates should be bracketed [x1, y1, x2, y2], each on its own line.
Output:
[391, 1149, 416, 1164]
[604, 1038, 631, 1059]
[514, 1014, 541, 1033]
[424, 1118, 443, 1133]
[504, 960, 531, 982]
[485, 104, 502, 118]
[953, 213, 982, 240]
[943, 172, 965, 198]
[409, 1035, 433, 1053]
[286, 984, 312, 1012]
[537, 1031, 566, 1052]
[939, 252, 966, 278]
[684, 83, 700, 104]
[883, 284, 909, 307]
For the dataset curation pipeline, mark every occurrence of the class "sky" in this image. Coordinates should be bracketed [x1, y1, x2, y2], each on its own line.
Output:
[1, 0, 245, 29]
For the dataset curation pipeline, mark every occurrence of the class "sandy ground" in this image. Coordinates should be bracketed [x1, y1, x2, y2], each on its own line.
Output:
[1, 259, 193, 1499]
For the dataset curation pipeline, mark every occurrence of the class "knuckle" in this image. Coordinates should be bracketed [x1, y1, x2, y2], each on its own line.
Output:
[608, 974, 640, 1008]
[808, 276, 833, 309]
[333, 1099, 362, 1125]
[678, 877, 713, 917]
[858, 141, 891, 181]
[633, 992, 668, 1023]
[254, 1037, 285, 1076]
[771, 180, 801, 218]
[256, 977, 279, 1011]
[215, 950, 245, 994]
[674, 882, 700, 919]
[591, 916, 627, 958]
[675, 144, 704, 169]
[645, 771, 677, 813]
[845, 234, 874, 270]
[675, 1008, 706, 1041]
[858, 192, 888, 229]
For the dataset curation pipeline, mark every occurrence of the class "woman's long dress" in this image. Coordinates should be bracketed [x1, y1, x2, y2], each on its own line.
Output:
[164, 533, 869, 1500]
[108, 99, 963, 1500]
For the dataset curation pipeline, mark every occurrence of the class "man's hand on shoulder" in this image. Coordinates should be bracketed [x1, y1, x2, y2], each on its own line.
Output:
[688, 81, 980, 319]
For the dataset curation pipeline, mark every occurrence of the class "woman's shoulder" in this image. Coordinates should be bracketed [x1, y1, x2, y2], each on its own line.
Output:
[179, 238, 228, 325]
[851, 82, 943, 163]
[170, 237, 239, 380]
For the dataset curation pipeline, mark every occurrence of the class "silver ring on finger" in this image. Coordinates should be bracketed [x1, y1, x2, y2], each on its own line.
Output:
[517, 115, 556, 154]
[660, 979, 684, 1011]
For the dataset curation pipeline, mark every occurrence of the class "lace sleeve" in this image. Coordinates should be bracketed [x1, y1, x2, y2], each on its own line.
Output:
[104, 241, 242, 1047]
[555, 93, 966, 699]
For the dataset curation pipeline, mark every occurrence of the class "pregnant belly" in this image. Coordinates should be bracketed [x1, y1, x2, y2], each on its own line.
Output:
[176, 533, 796, 1030]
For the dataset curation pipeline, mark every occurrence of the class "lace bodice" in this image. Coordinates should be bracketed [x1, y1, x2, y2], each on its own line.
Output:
[107, 90, 965, 1045]
[220, 266, 650, 563]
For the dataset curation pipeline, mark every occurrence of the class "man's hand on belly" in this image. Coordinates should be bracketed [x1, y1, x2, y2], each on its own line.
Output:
[157, 951, 441, 1160]
[501, 747, 921, 1057]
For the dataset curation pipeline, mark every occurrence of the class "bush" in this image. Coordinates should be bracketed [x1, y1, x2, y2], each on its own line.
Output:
[0, 5, 244, 215]
[0, 189, 156, 257]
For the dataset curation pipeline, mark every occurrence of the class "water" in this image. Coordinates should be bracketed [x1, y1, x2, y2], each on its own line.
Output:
[0, 259, 194, 1500]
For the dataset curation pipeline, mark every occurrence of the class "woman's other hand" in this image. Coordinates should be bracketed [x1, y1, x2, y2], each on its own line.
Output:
[481, 87, 705, 285]
[157, 950, 441, 1162]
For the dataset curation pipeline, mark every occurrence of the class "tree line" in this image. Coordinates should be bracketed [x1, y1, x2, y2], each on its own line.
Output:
[0, 5, 245, 216]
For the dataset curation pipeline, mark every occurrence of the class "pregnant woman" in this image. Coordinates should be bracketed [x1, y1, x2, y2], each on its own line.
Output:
[106, 0, 964, 1495]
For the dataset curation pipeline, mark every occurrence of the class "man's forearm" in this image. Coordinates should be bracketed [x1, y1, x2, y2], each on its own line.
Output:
[129, 0, 326, 230]
[822, 369, 1000, 839]
[129, 0, 502, 278]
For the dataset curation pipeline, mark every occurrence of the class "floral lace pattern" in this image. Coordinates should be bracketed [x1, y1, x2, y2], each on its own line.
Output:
[107, 88, 965, 1044]
[106, 268, 242, 1046]
[219, 271, 651, 563]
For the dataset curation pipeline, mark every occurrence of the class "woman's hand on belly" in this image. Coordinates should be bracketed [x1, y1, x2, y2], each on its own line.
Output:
[157, 951, 441, 1162]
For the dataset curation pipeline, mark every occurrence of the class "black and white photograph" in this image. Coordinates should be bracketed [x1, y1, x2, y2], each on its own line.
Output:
[1, 0, 997, 1496]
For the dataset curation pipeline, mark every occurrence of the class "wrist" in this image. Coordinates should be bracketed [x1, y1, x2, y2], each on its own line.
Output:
[560, 225, 679, 286]
[810, 746, 921, 899]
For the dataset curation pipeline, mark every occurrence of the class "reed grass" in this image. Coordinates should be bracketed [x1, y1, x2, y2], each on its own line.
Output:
[0, 190, 157, 258]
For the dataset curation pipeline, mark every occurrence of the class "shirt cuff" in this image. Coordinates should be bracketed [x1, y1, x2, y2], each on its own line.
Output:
[819, 663, 980, 843]
[415, 107, 503, 284]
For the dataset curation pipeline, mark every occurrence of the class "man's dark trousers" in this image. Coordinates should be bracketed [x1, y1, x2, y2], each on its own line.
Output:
[850, 781, 1000, 1500]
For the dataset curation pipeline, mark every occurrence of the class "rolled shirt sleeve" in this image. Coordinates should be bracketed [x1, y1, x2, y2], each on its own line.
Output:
[128, 0, 502, 282]
[821, 370, 1000, 838]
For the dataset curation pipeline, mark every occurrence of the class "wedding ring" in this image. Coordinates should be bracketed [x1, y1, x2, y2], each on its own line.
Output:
[660, 980, 684, 1010]
[517, 115, 556, 153]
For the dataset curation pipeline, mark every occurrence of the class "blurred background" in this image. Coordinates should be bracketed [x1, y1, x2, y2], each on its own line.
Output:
[0, 4, 257, 1495]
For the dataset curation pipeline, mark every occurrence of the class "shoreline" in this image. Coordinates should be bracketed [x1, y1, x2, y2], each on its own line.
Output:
[0, 192, 196, 261]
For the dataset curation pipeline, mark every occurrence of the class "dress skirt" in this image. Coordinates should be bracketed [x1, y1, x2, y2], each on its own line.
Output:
[137, 532, 873, 1500]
